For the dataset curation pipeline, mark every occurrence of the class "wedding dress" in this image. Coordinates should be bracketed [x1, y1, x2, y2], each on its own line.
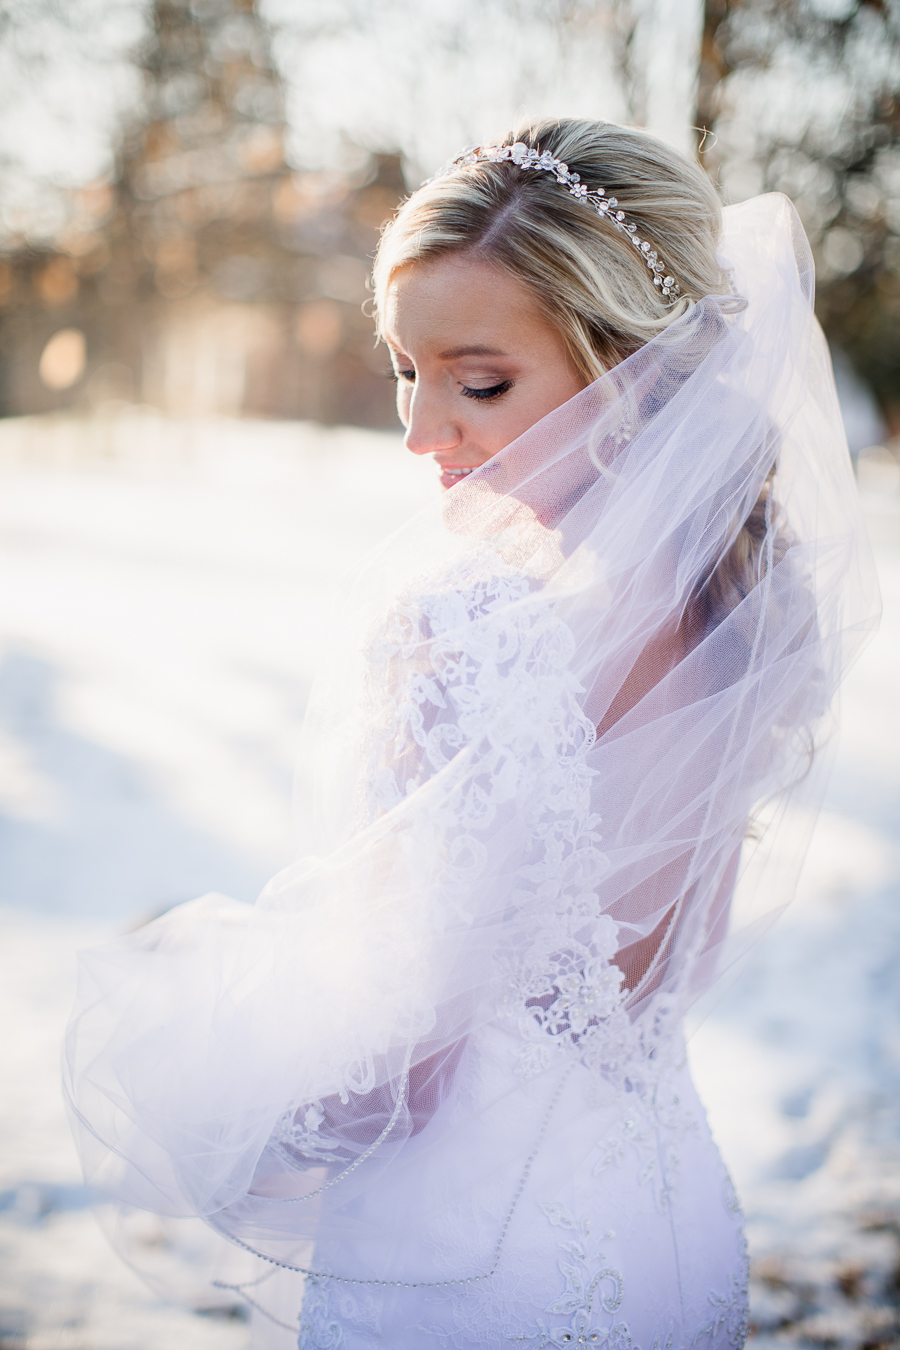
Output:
[64, 194, 879, 1349]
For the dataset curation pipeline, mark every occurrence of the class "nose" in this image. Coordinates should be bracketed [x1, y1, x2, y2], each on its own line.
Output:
[402, 384, 462, 458]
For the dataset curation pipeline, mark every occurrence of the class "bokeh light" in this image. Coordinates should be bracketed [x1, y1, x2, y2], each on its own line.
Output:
[38, 328, 87, 390]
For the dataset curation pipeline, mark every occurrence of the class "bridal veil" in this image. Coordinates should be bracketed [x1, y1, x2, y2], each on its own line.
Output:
[64, 192, 880, 1301]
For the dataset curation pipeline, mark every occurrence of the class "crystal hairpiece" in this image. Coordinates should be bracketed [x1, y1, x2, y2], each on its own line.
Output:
[427, 141, 682, 302]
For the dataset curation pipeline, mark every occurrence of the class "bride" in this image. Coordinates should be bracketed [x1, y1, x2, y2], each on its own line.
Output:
[65, 119, 878, 1348]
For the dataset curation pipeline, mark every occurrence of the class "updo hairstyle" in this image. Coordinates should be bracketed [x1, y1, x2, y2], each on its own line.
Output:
[372, 117, 732, 377]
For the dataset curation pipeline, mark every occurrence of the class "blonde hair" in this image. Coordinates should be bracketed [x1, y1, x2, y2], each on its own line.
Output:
[373, 117, 732, 378]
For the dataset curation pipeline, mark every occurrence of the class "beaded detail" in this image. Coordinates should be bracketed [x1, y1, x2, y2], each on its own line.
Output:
[426, 141, 683, 302]
[214, 1062, 576, 1293]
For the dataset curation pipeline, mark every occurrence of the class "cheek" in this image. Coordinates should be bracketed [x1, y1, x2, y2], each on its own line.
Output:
[484, 409, 522, 455]
[395, 383, 411, 426]
[496, 392, 553, 447]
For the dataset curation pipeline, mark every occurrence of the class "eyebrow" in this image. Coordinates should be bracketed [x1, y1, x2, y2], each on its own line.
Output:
[437, 344, 510, 360]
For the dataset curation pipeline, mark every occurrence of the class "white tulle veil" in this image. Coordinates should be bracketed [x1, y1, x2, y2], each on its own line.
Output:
[64, 193, 879, 1308]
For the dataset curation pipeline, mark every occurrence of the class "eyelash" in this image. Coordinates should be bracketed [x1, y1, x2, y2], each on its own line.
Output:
[461, 380, 513, 402]
[392, 371, 514, 403]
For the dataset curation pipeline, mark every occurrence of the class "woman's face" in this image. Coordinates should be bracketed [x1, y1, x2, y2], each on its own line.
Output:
[383, 254, 588, 490]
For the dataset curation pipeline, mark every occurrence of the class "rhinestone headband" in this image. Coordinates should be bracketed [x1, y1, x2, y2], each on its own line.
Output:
[427, 141, 682, 302]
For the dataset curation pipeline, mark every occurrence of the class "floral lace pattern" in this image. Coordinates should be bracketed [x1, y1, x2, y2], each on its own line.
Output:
[360, 554, 562, 819]
[298, 1276, 343, 1349]
[277, 553, 591, 1164]
[693, 1264, 750, 1350]
[592, 1067, 700, 1214]
[693, 1182, 750, 1350]
[510, 1202, 627, 1348]
[509, 1195, 747, 1350]
[360, 551, 633, 1088]
[298, 1275, 382, 1349]
[274, 1102, 346, 1165]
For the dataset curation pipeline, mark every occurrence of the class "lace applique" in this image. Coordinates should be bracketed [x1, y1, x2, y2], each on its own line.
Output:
[511, 1203, 630, 1349]
[361, 552, 595, 818]
[690, 1176, 749, 1350]
[298, 1274, 382, 1349]
[361, 551, 627, 1076]
[494, 660, 621, 1087]
[505, 924, 626, 1082]
[692, 1258, 749, 1349]
[720, 1166, 743, 1220]
[591, 1069, 700, 1213]
[360, 551, 698, 1099]
[298, 1276, 343, 1349]
[272, 1101, 345, 1165]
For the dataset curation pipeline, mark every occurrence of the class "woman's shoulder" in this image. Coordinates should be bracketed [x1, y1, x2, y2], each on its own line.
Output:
[374, 546, 538, 652]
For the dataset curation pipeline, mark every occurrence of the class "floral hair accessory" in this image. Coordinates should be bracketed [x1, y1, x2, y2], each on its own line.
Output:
[426, 141, 682, 302]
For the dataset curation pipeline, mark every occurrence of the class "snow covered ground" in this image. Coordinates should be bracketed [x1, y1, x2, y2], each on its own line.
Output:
[0, 411, 896, 1349]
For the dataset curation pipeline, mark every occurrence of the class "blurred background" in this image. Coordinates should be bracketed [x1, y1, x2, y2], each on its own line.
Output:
[0, 1, 898, 1347]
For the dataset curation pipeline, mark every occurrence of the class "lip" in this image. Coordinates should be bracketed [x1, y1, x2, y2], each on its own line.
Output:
[436, 461, 479, 490]
[434, 464, 472, 491]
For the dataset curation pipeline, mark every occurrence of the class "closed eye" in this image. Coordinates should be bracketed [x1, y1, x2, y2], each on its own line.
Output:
[461, 380, 513, 402]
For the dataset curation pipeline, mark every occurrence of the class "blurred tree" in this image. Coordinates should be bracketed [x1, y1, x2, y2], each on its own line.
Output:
[614, 0, 705, 158]
[0, 0, 404, 425]
[0, 0, 144, 244]
[2, 0, 896, 428]
[266, 0, 631, 177]
[699, 0, 900, 429]
[266, 0, 708, 171]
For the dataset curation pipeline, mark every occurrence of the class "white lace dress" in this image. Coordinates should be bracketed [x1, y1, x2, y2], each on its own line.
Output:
[282, 557, 749, 1349]
[64, 200, 876, 1350]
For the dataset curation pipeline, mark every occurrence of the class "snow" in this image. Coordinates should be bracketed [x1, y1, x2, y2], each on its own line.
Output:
[0, 412, 896, 1347]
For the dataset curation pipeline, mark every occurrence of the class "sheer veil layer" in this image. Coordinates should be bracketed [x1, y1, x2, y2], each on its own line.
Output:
[64, 194, 880, 1304]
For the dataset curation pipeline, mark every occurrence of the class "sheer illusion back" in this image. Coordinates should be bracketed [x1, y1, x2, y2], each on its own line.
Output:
[64, 194, 879, 1347]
